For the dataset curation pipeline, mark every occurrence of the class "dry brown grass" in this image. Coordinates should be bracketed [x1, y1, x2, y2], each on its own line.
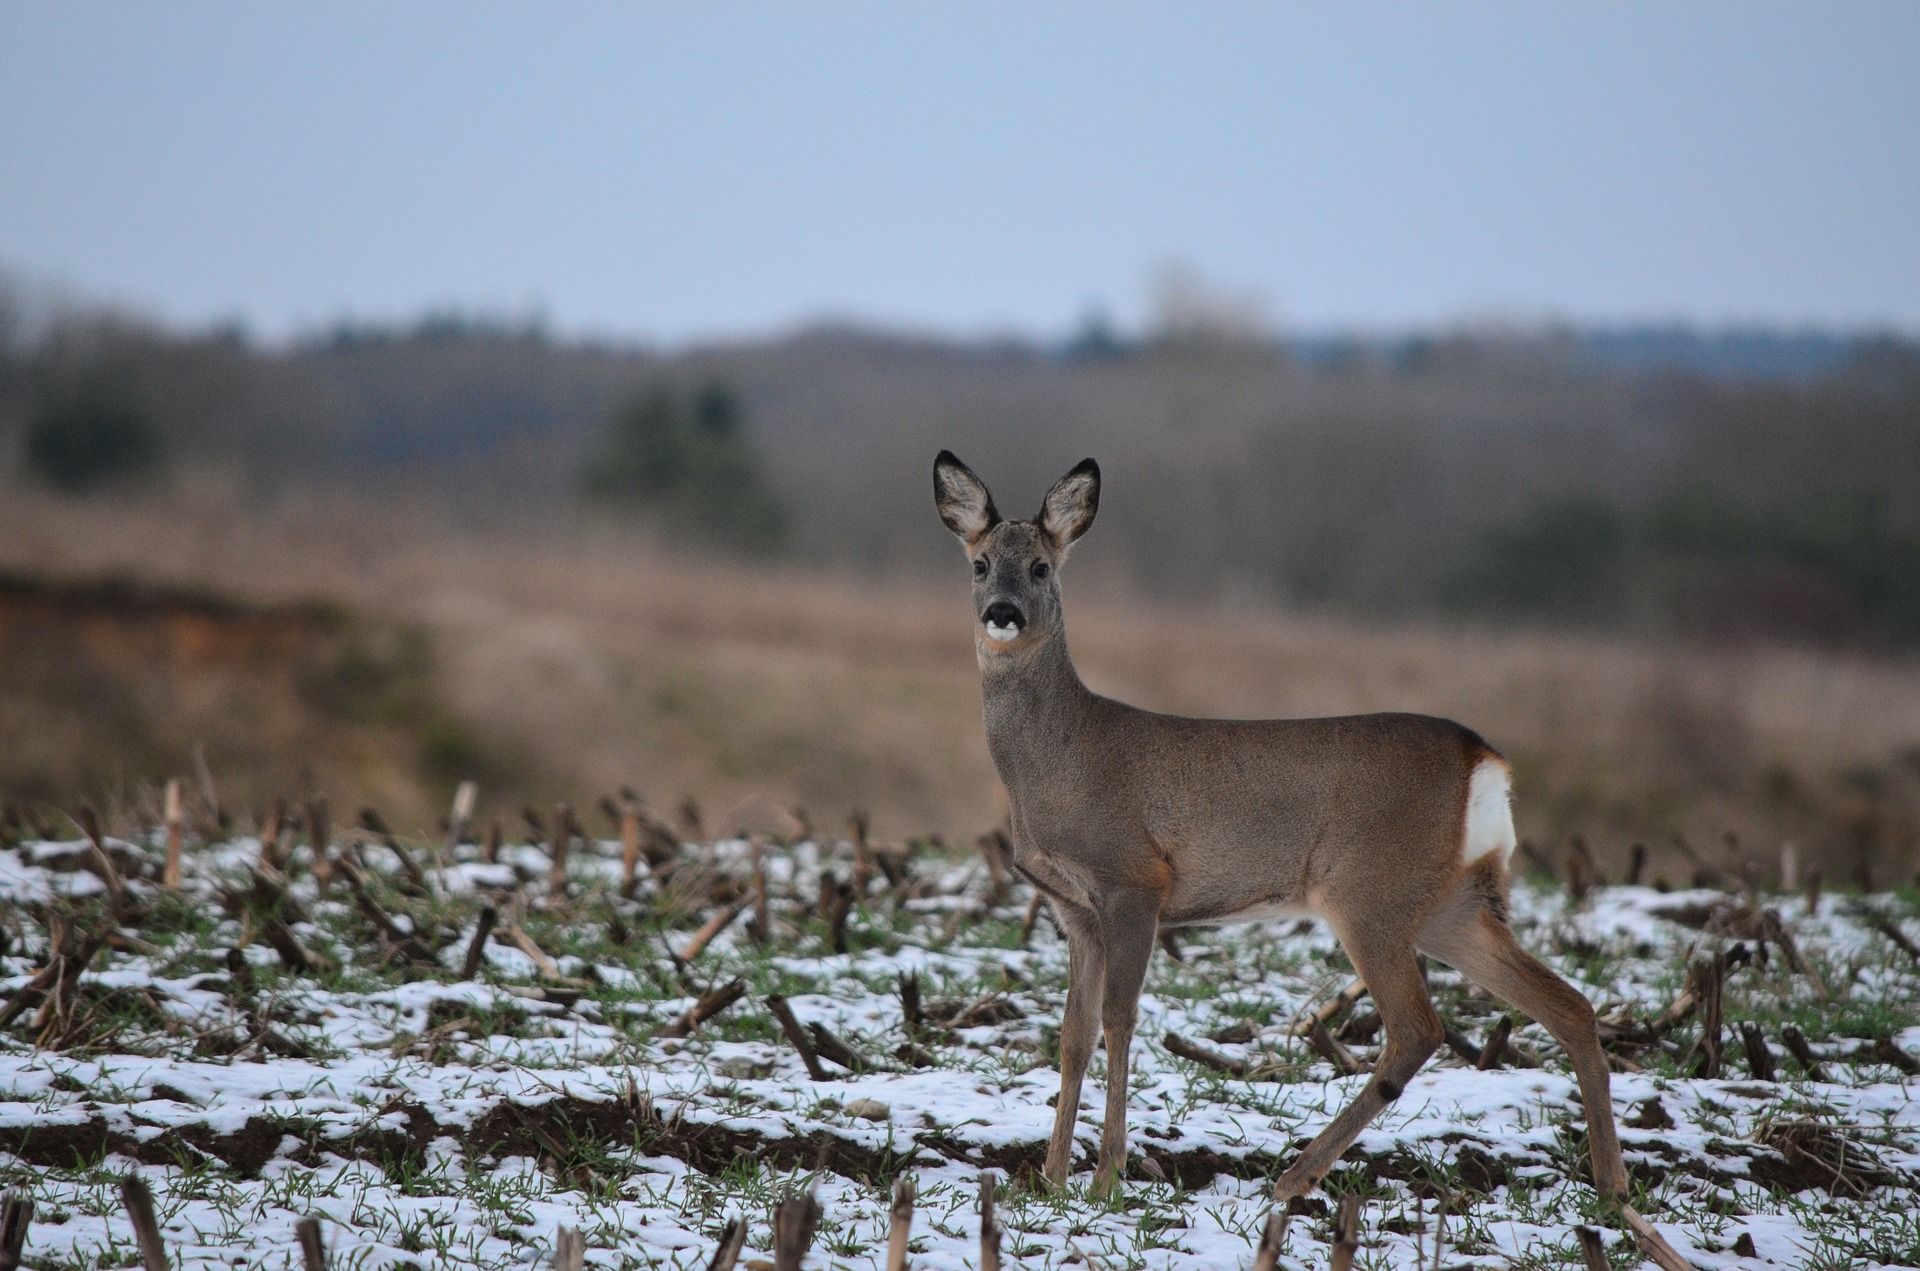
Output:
[4, 486, 1918, 880]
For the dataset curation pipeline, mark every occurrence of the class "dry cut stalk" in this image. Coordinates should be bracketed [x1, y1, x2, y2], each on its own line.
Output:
[1759, 910, 1827, 1001]
[261, 912, 333, 976]
[824, 875, 854, 953]
[1780, 1025, 1827, 1081]
[1619, 1203, 1698, 1271]
[1291, 979, 1368, 1037]
[976, 828, 1013, 908]
[553, 1226, 585, 1271]
[603, 899, 630, 948]
[1249, 1207, 1288, 1271]
[622, 789, 682, 870]
[446, 780, 478, 854]
[679, 900, 748, 962]
[1018, 892, 1046, 946]
[77, 806, 127, 916]
[620, 798, 643, 894]
[1307, 1017, 1361, 1075]
[1157, 929, 1185, 963]
[506, 920, 563, 979]
[1477, 1015, 1514, 1070]
[306, 797, 332, 891]
[0, 919, 108, 1029]
[258, 798, 287, 870]
[748, 837, 771, 943]
[848, 810, 873, 896]
[192, 742, 221, 832]
[884, 1176, 915, 1271]
[548, 802, 574, 895]
[766, 994, 830, 1080]
[899, 973, 927, 1040]
[1329, 1193, 1361, 1271]
[119, 1175, 168, 1271]
[0, 1191, 34, 1271]
[977, 1172, 1001, 1271]
[1872, 1037, 1920, 1075]
[1691, 953, 1725, 1079]
[1565, 845, 1593, 902]
[1575, 1226, 1609, 1271]
[1740, 1022, 1777, 1081]
[231, 852, 331, 975]
[359, 808, 430, 892]
[703, 1217, 746, 1271]
[30, 925, 116, 1050]
[294, 1215, 327, 1271]
[1163, 1032, 1250, 1076]
[161, 778, 185, 888]
[461, 906, 499, 980]
[307, 802, 337, 890]
[771, 1184, 820, 1271]
[1869, 915, 1920, 966]
[655, 977, 746, 1039]
[333, 855, 407, 942]
[807, 1022, 868, 1074]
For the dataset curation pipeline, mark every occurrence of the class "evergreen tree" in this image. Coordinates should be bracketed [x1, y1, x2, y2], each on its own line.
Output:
[25, 372, 163, 492]
[583, 378, 787, 552]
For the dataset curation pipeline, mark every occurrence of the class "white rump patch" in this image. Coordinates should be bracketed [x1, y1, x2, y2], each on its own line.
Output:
[1463, 758, 1516, 865]
[985, 621, 1020, 642]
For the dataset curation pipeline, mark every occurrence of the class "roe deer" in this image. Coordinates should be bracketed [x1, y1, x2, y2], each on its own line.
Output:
[932, 451, 1630, 1203]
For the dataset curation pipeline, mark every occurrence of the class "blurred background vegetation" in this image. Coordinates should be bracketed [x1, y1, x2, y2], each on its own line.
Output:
[5, 281, 1915, 645]
[1, 273, 1917, 885]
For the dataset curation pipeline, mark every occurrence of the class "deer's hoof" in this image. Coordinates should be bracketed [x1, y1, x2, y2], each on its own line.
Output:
[1272, 1169, 1317, 1203]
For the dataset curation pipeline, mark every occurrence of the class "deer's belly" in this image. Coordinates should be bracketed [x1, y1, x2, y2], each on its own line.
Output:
[1165, 896, 1317, 928]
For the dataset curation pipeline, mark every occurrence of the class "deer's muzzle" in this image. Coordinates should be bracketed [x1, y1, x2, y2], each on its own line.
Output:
[982, 600, 1025, 642]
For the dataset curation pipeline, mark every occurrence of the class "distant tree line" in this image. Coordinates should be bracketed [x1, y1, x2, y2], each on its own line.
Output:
[1449, 485, 1920, 646]
[2, 273, 1916, 648]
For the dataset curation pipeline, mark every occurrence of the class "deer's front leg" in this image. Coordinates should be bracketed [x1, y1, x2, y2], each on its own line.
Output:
[1044, 904, 1105, 1187]
[1091, 891, 1162, 1197]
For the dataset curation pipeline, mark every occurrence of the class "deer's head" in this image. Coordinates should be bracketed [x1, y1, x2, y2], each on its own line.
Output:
[933, 451, 1099, 656]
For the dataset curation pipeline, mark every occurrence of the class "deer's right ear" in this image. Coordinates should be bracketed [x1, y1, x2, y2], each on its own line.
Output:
[933, 450, 1000, 545]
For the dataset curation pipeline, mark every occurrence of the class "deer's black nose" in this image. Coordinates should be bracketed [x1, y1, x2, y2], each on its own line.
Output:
[982, 600, 1025, 631]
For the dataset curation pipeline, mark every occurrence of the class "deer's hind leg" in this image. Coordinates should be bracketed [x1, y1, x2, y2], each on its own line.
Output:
[1416, 860, 1630, 1198]
[1273, 906, 1443, 1201]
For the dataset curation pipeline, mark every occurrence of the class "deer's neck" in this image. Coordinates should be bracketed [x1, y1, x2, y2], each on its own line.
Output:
[979, 627, 1095, 793]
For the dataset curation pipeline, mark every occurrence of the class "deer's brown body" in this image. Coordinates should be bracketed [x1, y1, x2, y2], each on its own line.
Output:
[935, 451, 1629, 1203]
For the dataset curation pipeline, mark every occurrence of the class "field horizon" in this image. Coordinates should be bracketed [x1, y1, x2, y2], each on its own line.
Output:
[4, 487, 1918, 890]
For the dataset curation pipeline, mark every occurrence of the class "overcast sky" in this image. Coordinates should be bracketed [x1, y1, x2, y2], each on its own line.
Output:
[3, 3, 1916, 344]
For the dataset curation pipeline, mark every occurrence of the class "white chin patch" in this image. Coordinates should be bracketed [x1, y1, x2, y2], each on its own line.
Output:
[984, 621, 1021, 643]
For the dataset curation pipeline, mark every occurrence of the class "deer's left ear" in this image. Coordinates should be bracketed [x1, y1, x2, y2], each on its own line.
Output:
[1037, 458, 1100, 550]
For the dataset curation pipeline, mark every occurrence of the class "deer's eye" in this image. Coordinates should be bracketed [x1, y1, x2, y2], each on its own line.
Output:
[1031, 561, 1051, 581]
[973, 557, 989, 577]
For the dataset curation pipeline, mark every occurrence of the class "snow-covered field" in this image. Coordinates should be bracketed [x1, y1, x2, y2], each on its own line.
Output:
[0, 827, 1916, 1269]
